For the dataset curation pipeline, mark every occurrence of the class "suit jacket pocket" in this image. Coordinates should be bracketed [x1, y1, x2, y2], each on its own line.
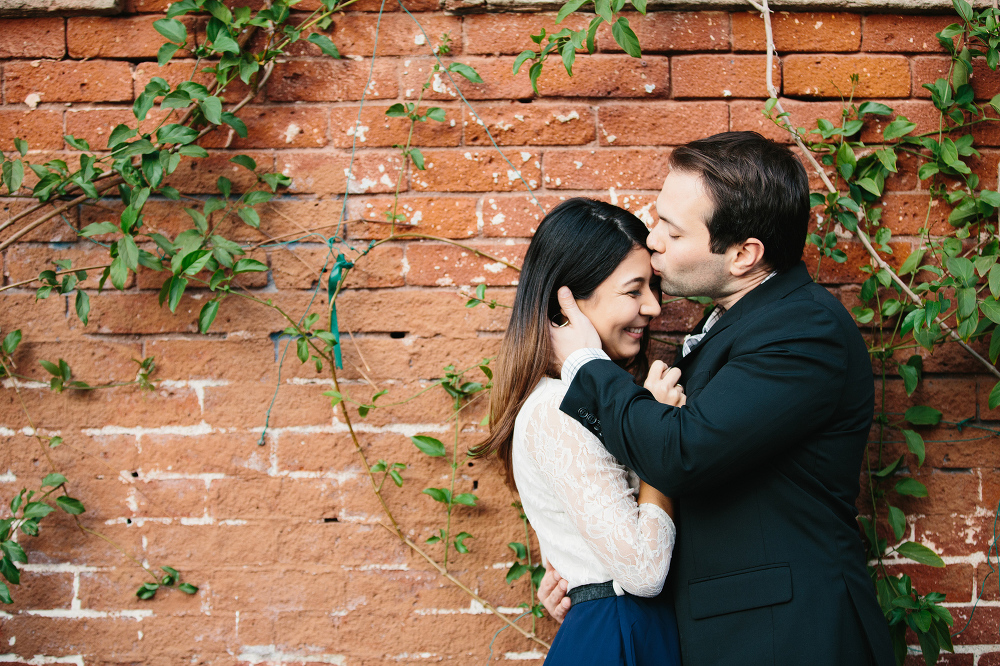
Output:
[688, 563, 792, 620]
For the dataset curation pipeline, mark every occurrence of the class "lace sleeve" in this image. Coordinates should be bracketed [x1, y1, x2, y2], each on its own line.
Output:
[522, 390, 676, 597]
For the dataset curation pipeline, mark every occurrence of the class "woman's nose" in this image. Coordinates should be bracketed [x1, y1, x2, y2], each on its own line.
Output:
[640, 290, 662, 318]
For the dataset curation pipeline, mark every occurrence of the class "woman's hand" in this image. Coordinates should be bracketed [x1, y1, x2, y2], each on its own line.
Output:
[644, 360, 686, 407]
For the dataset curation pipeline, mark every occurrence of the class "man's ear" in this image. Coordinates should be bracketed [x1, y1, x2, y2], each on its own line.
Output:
[727, 238, 767, 277]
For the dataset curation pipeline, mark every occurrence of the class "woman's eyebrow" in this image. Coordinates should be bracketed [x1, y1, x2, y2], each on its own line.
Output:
[621, 276, 646, 287]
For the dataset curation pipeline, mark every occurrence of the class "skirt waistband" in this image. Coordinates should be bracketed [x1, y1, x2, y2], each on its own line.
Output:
[568, 581, 619, 605]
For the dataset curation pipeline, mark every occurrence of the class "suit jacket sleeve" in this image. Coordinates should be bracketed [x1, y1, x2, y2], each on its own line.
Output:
[559, 299, 852, 496]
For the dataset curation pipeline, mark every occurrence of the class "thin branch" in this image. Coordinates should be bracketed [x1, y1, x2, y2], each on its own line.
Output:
[754, 0, 1000, 381]
[0, 177, 123, 251]
[0, 264, 111, 294]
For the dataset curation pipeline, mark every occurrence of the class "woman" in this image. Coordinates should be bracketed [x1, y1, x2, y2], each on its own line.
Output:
[472, 198, 682, 665]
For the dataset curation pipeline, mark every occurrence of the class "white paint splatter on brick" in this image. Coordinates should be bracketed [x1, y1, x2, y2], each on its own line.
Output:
[237, 646, 347, 665]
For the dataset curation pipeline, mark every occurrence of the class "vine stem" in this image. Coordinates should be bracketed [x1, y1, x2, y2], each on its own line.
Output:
[751, 0, 1000, 381]
[0, 264, 111, 294]
[382, 523, 550, 649]
[0, 177, 124, 251]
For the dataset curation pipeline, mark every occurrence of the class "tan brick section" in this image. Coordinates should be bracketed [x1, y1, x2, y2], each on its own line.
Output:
[3, 6, 1000, 665]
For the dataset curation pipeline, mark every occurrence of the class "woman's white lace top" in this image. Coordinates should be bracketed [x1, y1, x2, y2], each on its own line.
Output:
[512, 377, 676, 597]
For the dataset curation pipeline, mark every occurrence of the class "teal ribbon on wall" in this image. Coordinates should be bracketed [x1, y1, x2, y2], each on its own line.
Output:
[327, 253, 354, 369]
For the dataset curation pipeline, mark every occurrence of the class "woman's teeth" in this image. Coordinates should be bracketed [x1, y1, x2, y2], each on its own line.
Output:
[625, 327, 644, 335]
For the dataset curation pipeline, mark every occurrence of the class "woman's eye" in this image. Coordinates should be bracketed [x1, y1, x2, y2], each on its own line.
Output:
[627, 290, 641, 297]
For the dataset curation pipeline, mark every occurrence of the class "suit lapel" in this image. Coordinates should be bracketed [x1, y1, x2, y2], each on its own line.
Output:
[672, 262, 814, 369]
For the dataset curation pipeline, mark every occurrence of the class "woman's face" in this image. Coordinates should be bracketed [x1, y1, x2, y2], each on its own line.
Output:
[576, 246, 662, 361]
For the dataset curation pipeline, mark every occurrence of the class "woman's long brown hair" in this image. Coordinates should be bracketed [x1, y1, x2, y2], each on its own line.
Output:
[470, 198, 656, 488]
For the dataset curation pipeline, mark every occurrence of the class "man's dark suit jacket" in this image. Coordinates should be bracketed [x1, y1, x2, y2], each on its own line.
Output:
[560, 262, 894, 666]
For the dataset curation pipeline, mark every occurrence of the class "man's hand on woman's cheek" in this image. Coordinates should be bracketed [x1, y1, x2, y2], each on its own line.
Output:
[549, 286, 602, 371]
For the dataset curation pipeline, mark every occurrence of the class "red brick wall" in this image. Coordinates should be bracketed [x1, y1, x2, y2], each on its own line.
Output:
[1, 5, 997, 665]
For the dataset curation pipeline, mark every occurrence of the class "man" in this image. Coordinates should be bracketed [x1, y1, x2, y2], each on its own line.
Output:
[543, 132, 894, 665]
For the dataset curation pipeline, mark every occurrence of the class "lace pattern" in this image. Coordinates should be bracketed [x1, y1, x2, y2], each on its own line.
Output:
[513, 378, 675, 597]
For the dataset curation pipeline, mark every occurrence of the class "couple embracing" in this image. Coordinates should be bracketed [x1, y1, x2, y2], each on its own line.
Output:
[473, 132, 896, 665]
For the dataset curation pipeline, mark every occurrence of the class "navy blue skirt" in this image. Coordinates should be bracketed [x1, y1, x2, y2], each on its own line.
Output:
[544, 591, 681, 666]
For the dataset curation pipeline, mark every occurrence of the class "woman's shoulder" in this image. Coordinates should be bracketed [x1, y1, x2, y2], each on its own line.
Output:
[518, 376, 568, 420]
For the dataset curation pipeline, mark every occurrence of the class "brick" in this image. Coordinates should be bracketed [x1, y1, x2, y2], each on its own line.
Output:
[1, 199, 78, 244]
[805, 240, 912, 285]
[0, 18, 65, 58]
[4, 244, 132, 290]
[143, 522, 279, 569]
[884, 376, 977, 424]
[597, 102, 728, 146]
[328, 104, 463, 149]
[400, 56, 533, 101]
[200, 382, 337, 429]
[271, 242, 404, 289]
[199, 105, 330, 149]
[732, 12, 859, 53]
[0, 293, 74, 340]
[336, 288, 512, 337]
[783, 55, 911, 98]
[479, 192, 560, 238]
[979, 375, 1000, 419]
[165, 150, 274, 194]
[672, 55, 778, 98]
[145, 337, 275, 383]
[329, 13, 463, 57]
[463, 13, 590, 55]
[0, 614, 146, 658]
[268, 59, 398, 102]
[412, 149, 541, 192]
[465, 103, 595, 146]
[404, 241, 525, 286]
[346, 195, 478, 239]
[0, 108, 64, 151]
[542, 147, 670, 190]
[596, 11, 729, 52]
[879, 193, 950, 236]
[5, 571, 74, 612]
[279, 149, 404, 196]
[4, 60, 134, 104]
[64, 107, 169, 151]
[8, 339, 143, 385]
[884, 562, 973, 603]
[535, 55, 670, 99]
[729, 99, 844, 144]
[863, 14, 957, 53]
[913, 56, 1000, 101]
[68, 15, 194, 59]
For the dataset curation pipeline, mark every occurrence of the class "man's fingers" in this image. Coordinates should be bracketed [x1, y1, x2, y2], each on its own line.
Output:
[556, 286, 585, 327]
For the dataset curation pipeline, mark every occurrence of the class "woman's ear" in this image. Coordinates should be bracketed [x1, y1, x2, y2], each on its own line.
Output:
[728, 238, 767, 277]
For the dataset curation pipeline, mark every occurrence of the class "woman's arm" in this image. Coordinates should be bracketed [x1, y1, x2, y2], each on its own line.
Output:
[521, 390, 676, 597]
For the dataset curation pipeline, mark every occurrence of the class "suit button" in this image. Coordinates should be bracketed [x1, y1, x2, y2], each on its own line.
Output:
[578, 408, 587, 417]
[586, 415, 597, 424]
[593, 424, 601, 433]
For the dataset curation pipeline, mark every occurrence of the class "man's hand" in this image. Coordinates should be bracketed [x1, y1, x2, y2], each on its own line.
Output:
[644, 360, 686, 407]
[549, 286, 602, 371]
[537, 565, 571, 623]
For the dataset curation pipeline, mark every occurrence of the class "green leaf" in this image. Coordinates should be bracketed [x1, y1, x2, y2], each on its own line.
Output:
[200, 96, 223, 125]
[895, 477, 928, 498]
[75, 291, 90, 326]
[221, 112, 248, 138]
[2, 159, 24, 193]
[238, 207, 260, 229]
[411, 435, 446, 457]
[107, 124, 136, 149]
[198, 301, 219, 333]
[13, 137, 28, 157]
[178, 145, 209, 158]
[611, 17, 641, 57]
[156, 124, 199, 145]
[157, 42, 180, 66]
[216, 176, 231, 199]
[425, 107, 446, 123]
[837, 142, 856, 179]
[1, 540, 27, 565]
[506, 562, 529, 584]
[21, 501, 55, 520]
[56, 496, 85, 515]
[243, 190, 272, 205]
[168, 276, 188, 313]
[887, 505, 906, 541]
[898, 362, 918, 396]
[953, 0, 974, 22]
[453, 532, 473, 554]
[508, 541, 528, 560]
[423, 487, 451, 504]
[594, 0, 612, 23]
[64, 135, 91, 152]
[233, 258, 268, 274]
[153, 18, 188, 44]
[409, 147, 425, 170]
[0, 557, 20, 585]
[873, 455, 904, 478]
[858, 101, 893, 116]
[856, 177, 881, 196]
[904, 405, 942, 426]
[453, 493, 477, 506]
[1, 330, 22, 355]
[136, 582, 159, 600]
[118, 236, 139, 271]
[902, 430, 926, 466]
[875, 148, 898, 173]
[883, 117, 917, 141]
[989, 380, 1000, 410]
[307, 33, 341, 58]
[896, 540, 945, 567]
[448, 62, 483, 84]
[230, 154, 257, 172]
[178, 582, 198, 594]
[556, 0, 588, 22]
[385, 103, 407, 118]
[41, 473, 67, 488]
[513, 49, 536, 75]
